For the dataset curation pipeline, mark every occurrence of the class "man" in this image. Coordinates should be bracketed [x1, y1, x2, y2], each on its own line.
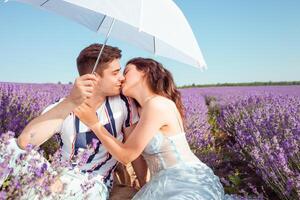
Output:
[14, 44, 147, 199]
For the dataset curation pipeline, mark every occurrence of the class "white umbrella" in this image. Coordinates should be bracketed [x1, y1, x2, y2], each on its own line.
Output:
[6, 0, 207, 71]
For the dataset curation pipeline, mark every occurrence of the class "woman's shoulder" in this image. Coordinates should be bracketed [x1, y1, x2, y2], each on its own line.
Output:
[146, 96, 174, 112]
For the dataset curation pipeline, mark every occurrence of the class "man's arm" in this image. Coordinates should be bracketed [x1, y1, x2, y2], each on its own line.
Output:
[17, 74, 97, 149]
[17, 99, 76, 149]
[123, 124, 149, 187]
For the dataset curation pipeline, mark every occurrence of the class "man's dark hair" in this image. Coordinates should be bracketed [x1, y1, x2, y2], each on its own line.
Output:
[76, 43, 122, 76]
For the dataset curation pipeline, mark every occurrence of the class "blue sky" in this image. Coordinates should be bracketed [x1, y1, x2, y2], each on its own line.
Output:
[0, 0, 299, 86]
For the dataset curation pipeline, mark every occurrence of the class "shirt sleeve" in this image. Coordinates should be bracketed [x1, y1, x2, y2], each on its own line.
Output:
[40, 98, 64, 133]
[120, 94, 139, 128]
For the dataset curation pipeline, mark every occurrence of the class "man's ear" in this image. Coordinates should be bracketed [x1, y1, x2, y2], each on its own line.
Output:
[93, 72, 102, 80]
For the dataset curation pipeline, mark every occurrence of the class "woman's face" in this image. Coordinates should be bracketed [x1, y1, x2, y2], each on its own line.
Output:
[122, 64, 144, 97]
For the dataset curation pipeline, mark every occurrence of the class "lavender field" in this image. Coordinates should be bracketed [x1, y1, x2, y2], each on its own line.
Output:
[1, 82, 300, 199]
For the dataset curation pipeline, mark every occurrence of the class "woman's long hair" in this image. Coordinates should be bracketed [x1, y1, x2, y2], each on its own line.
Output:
[126, 58, 185, 120]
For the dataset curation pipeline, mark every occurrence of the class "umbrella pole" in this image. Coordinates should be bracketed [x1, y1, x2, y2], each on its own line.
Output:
[92, 18, 116, 74]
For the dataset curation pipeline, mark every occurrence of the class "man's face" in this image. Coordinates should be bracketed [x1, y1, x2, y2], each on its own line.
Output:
[96, 58, 124, 96]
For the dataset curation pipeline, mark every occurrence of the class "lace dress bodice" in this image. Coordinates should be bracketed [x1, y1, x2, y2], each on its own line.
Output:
[133, 105, 230, 200]
[142, 132, 200, 177]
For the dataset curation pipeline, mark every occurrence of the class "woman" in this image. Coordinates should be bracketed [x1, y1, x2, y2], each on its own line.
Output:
[75, 58, 231, 199]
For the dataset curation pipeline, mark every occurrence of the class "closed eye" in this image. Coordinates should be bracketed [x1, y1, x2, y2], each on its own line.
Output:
[124, 69, 129, 75]
[112, 68, 121, 75]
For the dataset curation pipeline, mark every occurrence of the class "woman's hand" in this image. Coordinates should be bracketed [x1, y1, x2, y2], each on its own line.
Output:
[74, 102, 99, 128]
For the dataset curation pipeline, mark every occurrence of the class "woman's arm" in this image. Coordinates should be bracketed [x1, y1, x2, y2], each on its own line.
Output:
[74, 100, 166, 165]
[123, 124, 149, 186]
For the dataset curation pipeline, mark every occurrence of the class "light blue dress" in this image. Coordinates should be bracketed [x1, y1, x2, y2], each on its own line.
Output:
[132, 131, 231, 200]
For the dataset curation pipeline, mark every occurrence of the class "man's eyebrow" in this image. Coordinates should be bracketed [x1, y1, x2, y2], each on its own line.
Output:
[112, 68, 121, 72]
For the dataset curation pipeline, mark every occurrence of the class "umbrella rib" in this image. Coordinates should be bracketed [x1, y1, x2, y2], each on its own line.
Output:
[92, 18, 115, 73]
[139, 0, 144, 31]
[153, 36, 156, 55]
[40, 0, 50, 7]
[96, 15, 107, 32]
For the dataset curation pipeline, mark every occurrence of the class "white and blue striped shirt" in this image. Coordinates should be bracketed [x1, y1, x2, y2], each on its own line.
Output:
[42, 94, 139, 190]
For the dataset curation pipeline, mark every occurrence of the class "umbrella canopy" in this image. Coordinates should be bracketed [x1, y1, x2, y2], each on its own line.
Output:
[8, 0, 207, 69]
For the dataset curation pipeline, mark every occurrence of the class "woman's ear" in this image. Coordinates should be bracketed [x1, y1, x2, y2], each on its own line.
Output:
[141, 73, 148, 84]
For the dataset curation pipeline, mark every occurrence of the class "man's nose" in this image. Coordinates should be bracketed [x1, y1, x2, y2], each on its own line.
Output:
[119, 73, 125, 82]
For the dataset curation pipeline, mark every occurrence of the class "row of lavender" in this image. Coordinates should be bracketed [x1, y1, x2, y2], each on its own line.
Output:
[1, 82, 300, 199]
[0, 82, 71, 136]
[0, 82, 210, 147]
[0, 82, 72, 199]
[0, 82, 213, 199]
[192, 86, 300, 199]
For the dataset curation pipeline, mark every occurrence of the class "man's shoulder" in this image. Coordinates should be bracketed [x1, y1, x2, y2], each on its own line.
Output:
[41, 98, 65, 114]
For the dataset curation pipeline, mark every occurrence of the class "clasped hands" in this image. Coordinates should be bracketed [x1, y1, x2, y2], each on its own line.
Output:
[67, 73, 102, 130]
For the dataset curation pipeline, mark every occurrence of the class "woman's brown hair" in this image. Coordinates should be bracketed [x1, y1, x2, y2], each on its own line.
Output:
[126, 58, 185, 120]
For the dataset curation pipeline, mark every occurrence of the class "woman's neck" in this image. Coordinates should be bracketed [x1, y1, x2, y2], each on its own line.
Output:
[132, 87, 157, 108]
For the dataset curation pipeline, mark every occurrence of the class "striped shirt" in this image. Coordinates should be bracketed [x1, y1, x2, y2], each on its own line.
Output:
[42, 94, 139, 190]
